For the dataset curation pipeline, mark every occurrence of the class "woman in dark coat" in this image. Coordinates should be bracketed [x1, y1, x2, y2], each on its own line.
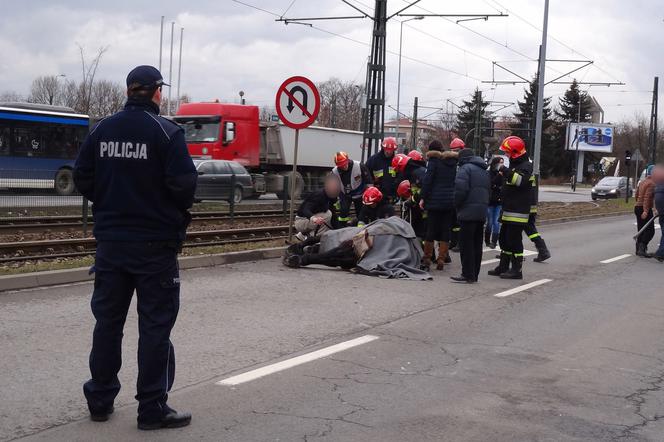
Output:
[420, 140, 458, 270]
[485, 156, 505, 248]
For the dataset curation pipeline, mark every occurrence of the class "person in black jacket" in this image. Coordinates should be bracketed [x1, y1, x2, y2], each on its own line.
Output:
[366, 137, 398, 201]
[488, 136, 533, 280]
[451, 149, 490, 283]
[485, 156, 505, 248]
[73, 66, 196, 430]
[294, 174, 340, 239]
[420, 140, 458, 270]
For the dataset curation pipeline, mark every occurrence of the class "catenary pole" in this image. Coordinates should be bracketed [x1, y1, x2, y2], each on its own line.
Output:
[176, 27, 184, 112]
[532, 0, 549, 177]
[159, 16, 164, 72]
[168, 21, 174, 116]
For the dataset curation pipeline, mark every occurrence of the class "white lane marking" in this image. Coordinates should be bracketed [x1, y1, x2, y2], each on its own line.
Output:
[481, 249, 537, 266]
[494, 279, 553, 298]
[600, 254, 632, 264]
[217, 335, 379, 386]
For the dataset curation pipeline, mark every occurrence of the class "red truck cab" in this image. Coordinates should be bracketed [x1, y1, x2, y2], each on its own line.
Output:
[173, 102, 260, 167]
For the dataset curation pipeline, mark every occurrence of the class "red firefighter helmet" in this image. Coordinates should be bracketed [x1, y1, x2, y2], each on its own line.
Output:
[407, 150, 423, 162]
[382, 137, 398, 152]
[391, 153, 410, 174]
[396, 179, 412, 199]
[450, 138, 465, 150]
[334, 151, 350, 168]
[362, 186, 383, 205]
[499, 136, 527, 159]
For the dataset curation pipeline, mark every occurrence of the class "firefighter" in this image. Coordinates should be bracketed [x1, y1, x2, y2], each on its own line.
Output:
[488, 136, 533, 280]
[448, 137, 466, 252]
[525, 169, 552, 262]
[331, 151, 372, 227]
[366, 137, 398, 201]
[393, 152, 426, 188]
[357, 186, 395, 227]
[397, 179, 426, 240]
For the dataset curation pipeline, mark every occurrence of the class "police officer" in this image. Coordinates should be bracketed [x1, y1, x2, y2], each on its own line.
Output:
[488, 136, 532, 280]
[74, 65, 197, 430]
[366, 137, 398, 201]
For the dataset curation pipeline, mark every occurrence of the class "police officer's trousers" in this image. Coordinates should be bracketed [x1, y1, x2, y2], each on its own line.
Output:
[84, 241, 180, 423]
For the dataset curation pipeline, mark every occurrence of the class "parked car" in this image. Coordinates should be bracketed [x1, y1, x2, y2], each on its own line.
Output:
[591, 176, 633, 200]
[193, 159, 263, 203]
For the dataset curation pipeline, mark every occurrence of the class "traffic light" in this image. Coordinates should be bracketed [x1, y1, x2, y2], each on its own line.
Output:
[625, 149, 632, 164]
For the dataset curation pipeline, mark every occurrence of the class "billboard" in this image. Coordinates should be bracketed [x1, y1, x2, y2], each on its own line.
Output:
[566, 123, 614, 153]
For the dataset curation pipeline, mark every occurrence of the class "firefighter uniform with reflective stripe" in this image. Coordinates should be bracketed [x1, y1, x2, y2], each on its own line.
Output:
[332, 160, 371, 226]
[499, 155, 533, 259]
[523, 172, 551, 261]
[366, 150, 397, 200]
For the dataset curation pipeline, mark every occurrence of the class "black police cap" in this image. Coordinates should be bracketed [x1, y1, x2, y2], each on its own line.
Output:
[126, 65, 169, 91]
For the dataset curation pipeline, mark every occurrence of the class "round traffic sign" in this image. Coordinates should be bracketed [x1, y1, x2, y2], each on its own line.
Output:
[275, 76, 320, 129]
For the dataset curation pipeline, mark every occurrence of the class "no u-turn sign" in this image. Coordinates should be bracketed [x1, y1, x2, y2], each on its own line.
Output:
[275, 76, 320, 129]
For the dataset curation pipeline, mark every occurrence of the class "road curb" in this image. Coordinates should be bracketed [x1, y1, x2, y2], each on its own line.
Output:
[0, 211, 633, 293]
[0, 247, 285, 293]
[538, 211, 630, 226]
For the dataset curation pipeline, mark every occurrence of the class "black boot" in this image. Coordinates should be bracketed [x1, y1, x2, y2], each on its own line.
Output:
[484, 230, 492, 247]
[636, 242, 646, 257]
[500, 256, 523, 280]
[490, 232, 499, 249]
[488, 253, 510, 276]
[533, 237, 551, 263]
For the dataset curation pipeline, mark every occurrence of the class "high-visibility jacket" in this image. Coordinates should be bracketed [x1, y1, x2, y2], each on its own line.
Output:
[366, 150, 397, 198]
[500, 156, 533, 225]
[332, 160, 369, 197]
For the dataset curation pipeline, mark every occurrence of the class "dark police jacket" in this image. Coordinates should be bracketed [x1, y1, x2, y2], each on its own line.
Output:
[366, 150, 397, 198]
[500, 155, 533, 225]
[74, 99, 197, 243]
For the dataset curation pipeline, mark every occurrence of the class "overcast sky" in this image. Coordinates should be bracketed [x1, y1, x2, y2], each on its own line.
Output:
[0, 0, 662, 123]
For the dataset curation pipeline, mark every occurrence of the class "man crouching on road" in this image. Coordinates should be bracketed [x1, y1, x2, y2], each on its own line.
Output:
[74, 65, 197, 431]
[294, 174, 341, 241]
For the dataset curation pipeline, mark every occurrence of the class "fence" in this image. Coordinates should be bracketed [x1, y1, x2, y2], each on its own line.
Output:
[0, 169, 83, 218]
[0, 169, 331, 222]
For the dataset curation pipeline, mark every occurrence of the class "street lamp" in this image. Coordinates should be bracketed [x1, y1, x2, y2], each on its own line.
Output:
[239, 90, 245, 105]
[395, 16, 423, 149]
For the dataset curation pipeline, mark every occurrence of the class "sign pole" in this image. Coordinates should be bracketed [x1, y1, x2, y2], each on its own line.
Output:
[287, 129, 300, 242]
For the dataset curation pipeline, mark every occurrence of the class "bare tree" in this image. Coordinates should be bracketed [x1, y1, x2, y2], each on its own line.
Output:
[77, 44, 109, 114]
[88, 80, 126, 117]
[316, 78, 362, 130]
[159, 94, 191, 115]
[0, 91, 24, 102]
[28, 75, 64, 105]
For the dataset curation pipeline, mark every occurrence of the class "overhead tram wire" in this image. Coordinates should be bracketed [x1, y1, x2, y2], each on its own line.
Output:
[232, 0, 483, 82]
[484, 0, 624, 84]
[395, 0, 580, 81]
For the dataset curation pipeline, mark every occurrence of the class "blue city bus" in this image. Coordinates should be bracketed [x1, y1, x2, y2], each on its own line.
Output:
[0, 103, 90, 195]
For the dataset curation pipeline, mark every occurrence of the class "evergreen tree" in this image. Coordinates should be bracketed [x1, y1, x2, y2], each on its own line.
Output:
[510, 74, 568, 178]
[554, 79, 595, 179]
[455, 88, 488, 153]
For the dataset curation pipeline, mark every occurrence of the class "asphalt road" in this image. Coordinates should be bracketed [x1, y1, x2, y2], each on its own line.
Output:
[2, 215, 664, 441]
